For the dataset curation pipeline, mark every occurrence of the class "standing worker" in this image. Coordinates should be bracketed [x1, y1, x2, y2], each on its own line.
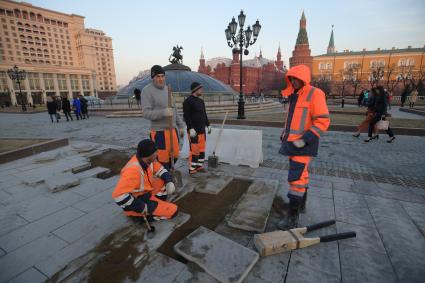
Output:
[112, 139, 178, 222]
[183, 82, 211, 174]
[141, 65, 185, 170]
[278, 64, 330, 229]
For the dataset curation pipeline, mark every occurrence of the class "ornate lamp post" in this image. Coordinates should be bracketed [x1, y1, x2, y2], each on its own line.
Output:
[7, 65, 27, 111]
[225, 10, 261, 119]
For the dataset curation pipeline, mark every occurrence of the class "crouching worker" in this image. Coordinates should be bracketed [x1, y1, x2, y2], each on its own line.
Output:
[112, 139, 178, 222]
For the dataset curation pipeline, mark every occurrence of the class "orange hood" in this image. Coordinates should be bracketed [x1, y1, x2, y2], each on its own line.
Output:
[281, 65, 311, 97]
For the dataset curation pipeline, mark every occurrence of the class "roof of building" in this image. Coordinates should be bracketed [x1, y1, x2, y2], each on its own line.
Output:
[315, 47, 425, 58]
[205, 56, 276, 69]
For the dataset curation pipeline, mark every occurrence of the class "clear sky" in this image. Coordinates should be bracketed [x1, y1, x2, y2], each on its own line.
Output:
[28, 0, 425, 86]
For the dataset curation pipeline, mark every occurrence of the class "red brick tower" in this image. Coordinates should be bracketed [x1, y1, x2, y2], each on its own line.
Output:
[289, 11, 313, 71]
[275, 44, 284, 71]
[198, 48, 211, 74]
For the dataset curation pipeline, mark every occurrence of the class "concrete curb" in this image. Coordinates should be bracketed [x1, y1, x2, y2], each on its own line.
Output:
[399, 107, 425, 117]
[209, 119, 425, 136]
[0, 138, 69, 164]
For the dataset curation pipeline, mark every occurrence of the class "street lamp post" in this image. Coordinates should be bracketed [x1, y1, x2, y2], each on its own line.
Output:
[225, 10, 261, 119]
[7, 65, 27, 112]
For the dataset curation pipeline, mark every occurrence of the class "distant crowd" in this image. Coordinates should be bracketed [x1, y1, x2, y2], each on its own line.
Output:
[46, 95, 89, 123]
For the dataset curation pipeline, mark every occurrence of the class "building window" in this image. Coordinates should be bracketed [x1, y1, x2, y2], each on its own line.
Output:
[28, 72, 41, 90]
[70, 75, 79, 90]
[43, 73, 55, 90]
[57, 74, 67, 90]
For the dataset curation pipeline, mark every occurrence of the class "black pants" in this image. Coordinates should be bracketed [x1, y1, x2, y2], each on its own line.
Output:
[64, 111, 73, 121]
[368, 113, 394, 137]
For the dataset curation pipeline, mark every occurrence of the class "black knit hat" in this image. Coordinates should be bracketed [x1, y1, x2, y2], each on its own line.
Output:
[191, 82, 202, 94]
[137, 139, 157, 158]
[151, 65, 165, 78]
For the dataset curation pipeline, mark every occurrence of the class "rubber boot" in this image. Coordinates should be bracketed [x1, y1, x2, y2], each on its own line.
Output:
[299, 190, 308, 213]
[277, 199, 301, 230]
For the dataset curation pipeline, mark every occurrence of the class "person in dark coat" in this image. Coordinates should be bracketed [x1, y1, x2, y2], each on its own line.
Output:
[62, 97, 73, 121]
[79, 95, 89, 119]
[134, 88, 142, 109]
[400, 85, 410, 107]
[73, 97, 82, 120]
[46, 95, 59, 123]
[365, 86, 395, 143]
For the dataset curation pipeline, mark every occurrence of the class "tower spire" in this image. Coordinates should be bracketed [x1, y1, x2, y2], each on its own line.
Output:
[327, 25, 335, 54]
[200, 46, 205, 59]
[296, 10, 309, 45]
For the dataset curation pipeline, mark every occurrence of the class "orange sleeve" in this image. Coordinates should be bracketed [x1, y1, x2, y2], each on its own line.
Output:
[310, 88, 330, 138]
[111, 167, 140, 198]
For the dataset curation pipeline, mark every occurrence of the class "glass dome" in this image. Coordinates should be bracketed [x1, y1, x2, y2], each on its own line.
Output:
[117, 64, 236, 97]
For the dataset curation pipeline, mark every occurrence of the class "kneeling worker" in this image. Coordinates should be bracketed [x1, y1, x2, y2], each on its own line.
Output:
[112, 139, 178, 221]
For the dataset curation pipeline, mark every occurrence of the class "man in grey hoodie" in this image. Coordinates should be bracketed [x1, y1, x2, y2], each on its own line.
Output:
[141, 65, 185, 170]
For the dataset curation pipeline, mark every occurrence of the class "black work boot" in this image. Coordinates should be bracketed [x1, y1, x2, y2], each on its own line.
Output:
[299, 190, 308, 213]
[277, 198, 301, 230]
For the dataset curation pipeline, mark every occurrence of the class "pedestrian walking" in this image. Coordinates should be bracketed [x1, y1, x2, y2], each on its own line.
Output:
[62, 97, 73, 121]
[72, 97, 83, 120]
[134, 88, 142, 109]
[79, 95, 89, 119]
[409, 88, 418, 108]
[46, 95, 59, 123]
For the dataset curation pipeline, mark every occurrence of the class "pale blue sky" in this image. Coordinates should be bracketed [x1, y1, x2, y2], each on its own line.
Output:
[28, 0, 425, 85]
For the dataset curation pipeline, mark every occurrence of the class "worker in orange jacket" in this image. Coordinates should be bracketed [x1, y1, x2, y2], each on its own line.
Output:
[278, 65, 330, 228]
[112, 139, 178, 222]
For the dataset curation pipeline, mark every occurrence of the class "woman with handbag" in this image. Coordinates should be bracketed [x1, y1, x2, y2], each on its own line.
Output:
[365, 86, 395, 143]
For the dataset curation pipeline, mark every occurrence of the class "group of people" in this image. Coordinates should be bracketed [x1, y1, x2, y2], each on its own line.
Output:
[111, 64, 330, 231]
[112, 65, 211, 222]
[353, 86, 396, 143]
[46, 94, 89, 123]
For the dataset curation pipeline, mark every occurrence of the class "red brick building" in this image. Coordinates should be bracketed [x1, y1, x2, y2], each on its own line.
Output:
[198, 47, 286, 95]
[289, 11, 313, 71]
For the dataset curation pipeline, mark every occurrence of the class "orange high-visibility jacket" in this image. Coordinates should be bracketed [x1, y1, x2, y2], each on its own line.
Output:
[280, 65, 330, 156]
[112, 155, 169, 214]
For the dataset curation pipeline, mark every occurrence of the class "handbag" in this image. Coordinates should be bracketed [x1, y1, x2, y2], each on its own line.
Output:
[376, 119, 389, 130]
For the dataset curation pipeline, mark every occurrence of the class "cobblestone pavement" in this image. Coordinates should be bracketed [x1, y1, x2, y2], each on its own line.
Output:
[0, 113, 424, 282]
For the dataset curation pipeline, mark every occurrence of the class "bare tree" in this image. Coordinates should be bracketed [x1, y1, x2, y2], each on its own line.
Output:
[385, 63, 399, 94]
[368, 64, 385, 88]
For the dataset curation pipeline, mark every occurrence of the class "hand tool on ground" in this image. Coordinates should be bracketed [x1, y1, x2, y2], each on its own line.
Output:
[142, 214, 155, 239]
[254, 219, 356, 256]
[208, 111, 228, 168]
[167, 84, 183, 187]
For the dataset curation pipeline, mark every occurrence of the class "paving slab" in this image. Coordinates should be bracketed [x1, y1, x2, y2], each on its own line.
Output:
[399, 201, 425, 235]
[0, 206, 85, 252]
[298, 195, 335, 227]
[173, 262, 220, 283]
[135, 252, 186, 282]
[227, 180, 278, 232]
[366, 196, 425, 282]
[0, 213, 28, 237]
[336, 221, 386, 255]
[214, 222, 253, 247]
[45, 172, 80, 193]
[332, 179, 354, 192]
[334, 190, 375, 227]
[340, 245, 398, 283]
[74, 166, 111, 180]
[244, 249, 289, 283]
[7, 267, 48, 283]
[174, 226, 259, 283]
[71, 176, 118, 197]
[0, 233, 68, 282]
[71, 187, 114, 213]
[192, 173, 233, 195]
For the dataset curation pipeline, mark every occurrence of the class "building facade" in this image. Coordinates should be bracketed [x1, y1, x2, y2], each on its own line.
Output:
[312, 28, 425, 96]
[0, 0, 117, 106]
[198, 47, 285, 95]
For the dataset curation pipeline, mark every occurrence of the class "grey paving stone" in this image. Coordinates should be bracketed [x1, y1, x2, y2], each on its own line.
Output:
[193, 174, 233, 195]
[298, 195, 335, 228]
[0, 213, 28, 237]
[399, 201, 425, 235]
[7, 267, 48, 283]
[74, 166, 111, 180]
[286, 240, 340, 283]
[214, 223, 253, 247]
[47, 188, 85, 207]
[307, 184, 333, 199]
[0, 247, 6, 257]
[332, 180, 353, 192]
[366, 196, 425, 282]
[245, 251, 289, 283]
[334, 190, 375, 227]
[0, 207, 85, 252]
[173, 262, 220, 283]
[227, 181, 278, 232]
[340, 245, 397, 283]
[0, 233, 68, 282]
[174, 226, 259, 283]
[336, 222, 386, 255]
[71, 176, 118, 197]
[135, 252, 186, 282]
[52, 204, 124, 243]
[45, 172, 80, 193]
[71, 187, 114, 213]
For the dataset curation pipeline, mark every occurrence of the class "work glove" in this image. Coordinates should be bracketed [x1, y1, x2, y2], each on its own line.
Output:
[189, 128, 197, 138]
[179, 128, 185, 138]
[165, 182, 176, 195]
[207, 126, 212, 134]
[293, 139, 306, 148]
[163, 107, 173, 117]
